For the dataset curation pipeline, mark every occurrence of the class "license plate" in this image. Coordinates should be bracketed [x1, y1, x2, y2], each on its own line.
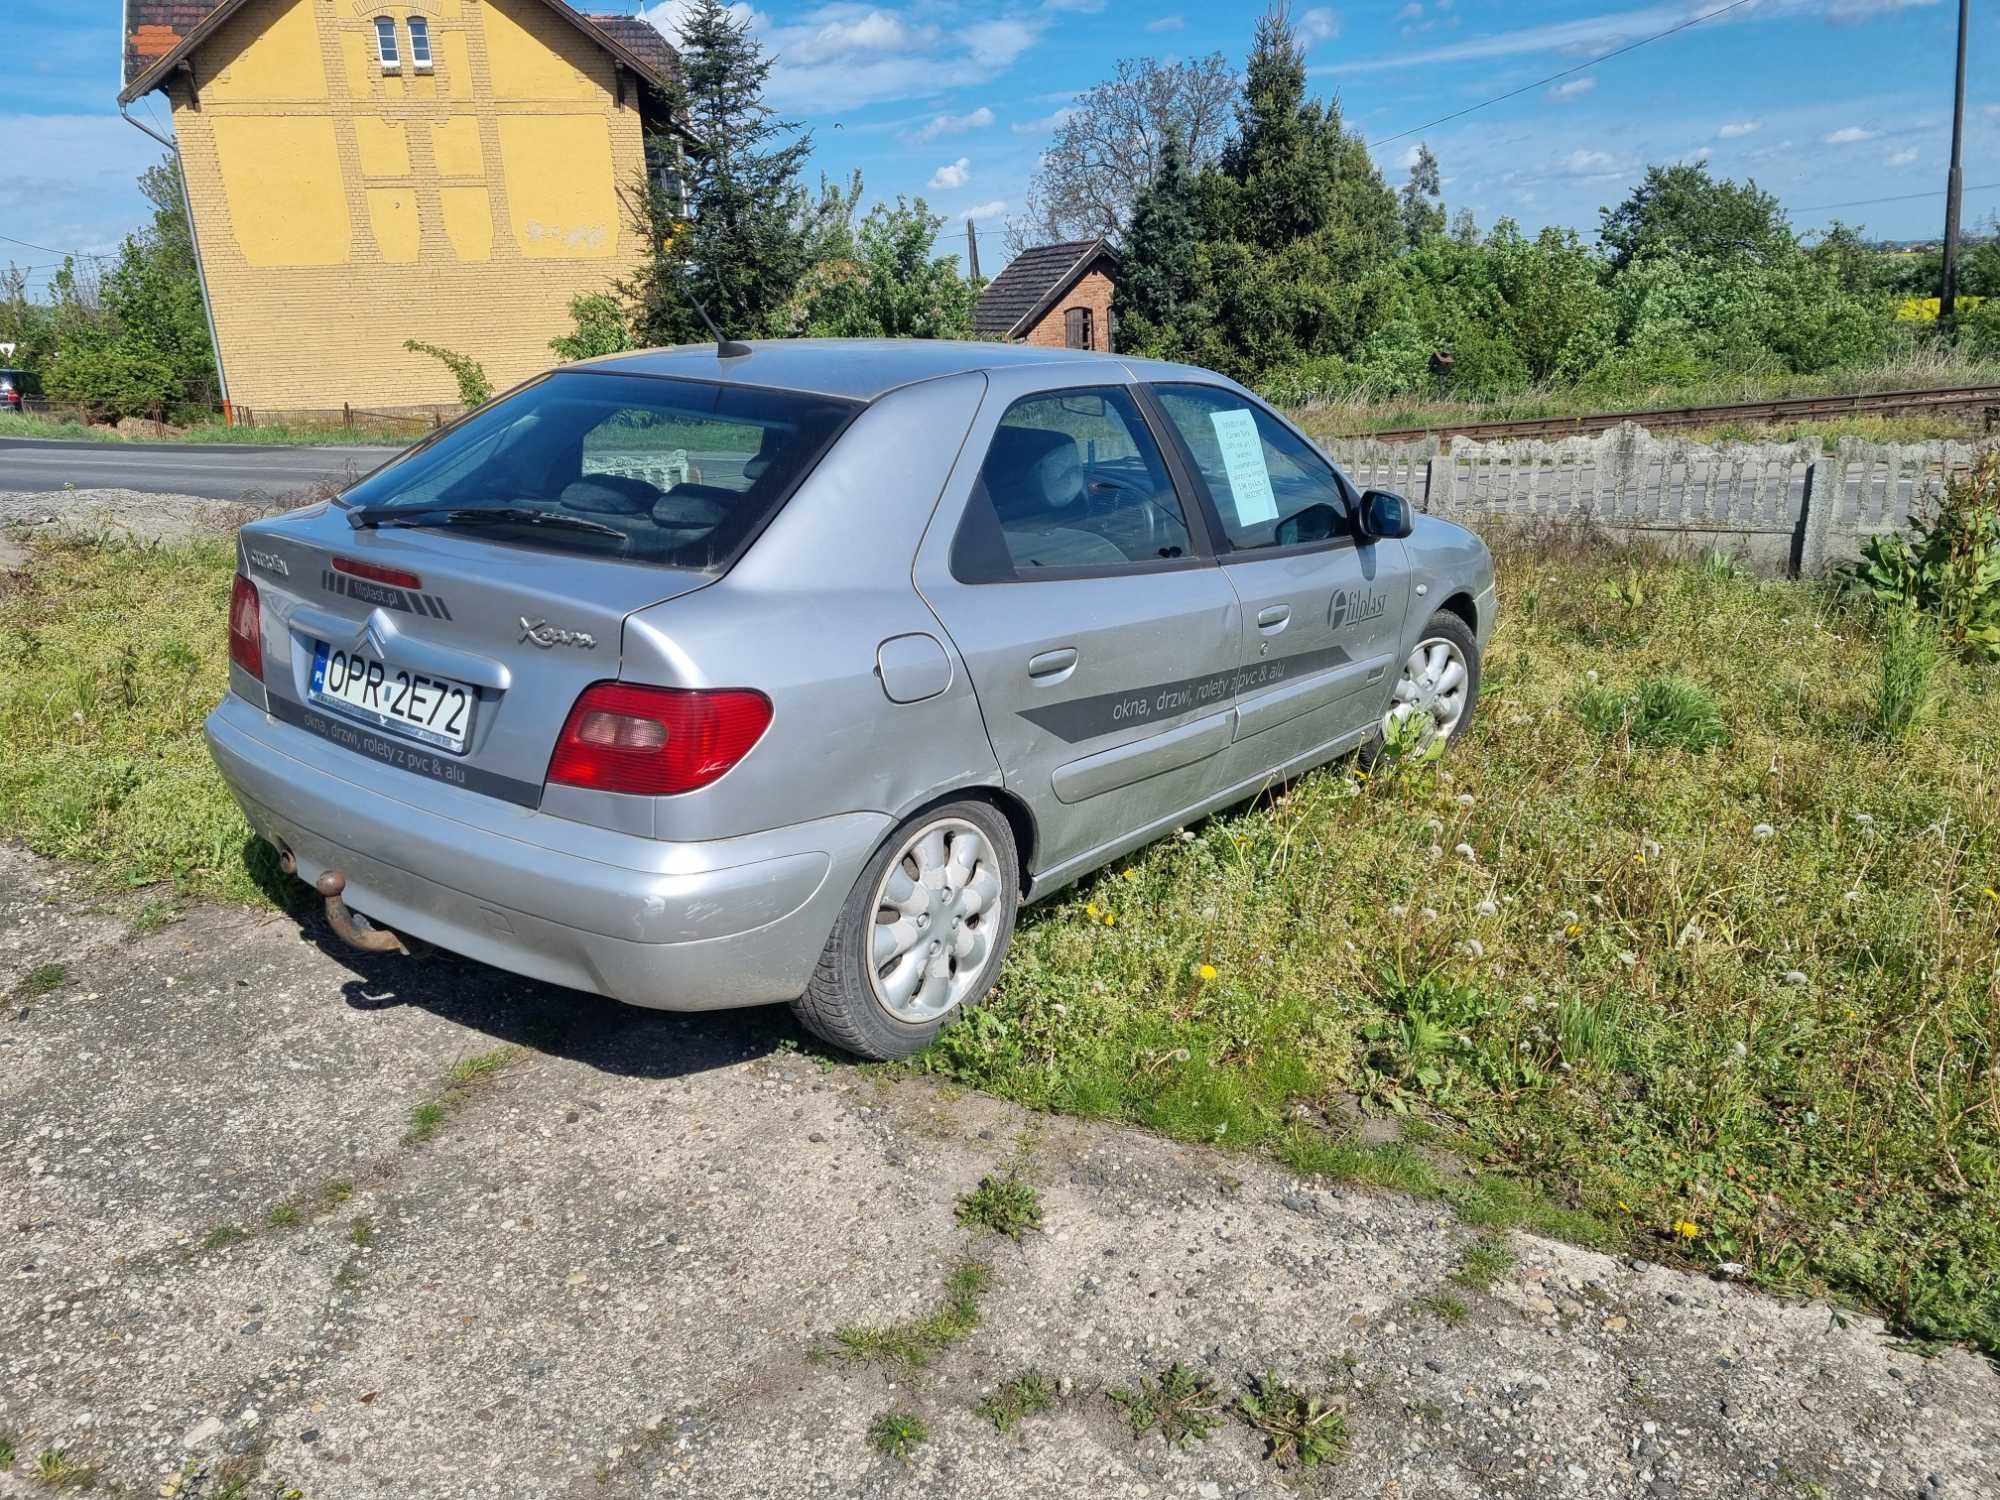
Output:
[309, 642, 474, 753]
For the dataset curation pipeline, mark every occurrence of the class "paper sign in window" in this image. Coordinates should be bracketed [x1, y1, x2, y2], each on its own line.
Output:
[1207, 408, 1279, 526]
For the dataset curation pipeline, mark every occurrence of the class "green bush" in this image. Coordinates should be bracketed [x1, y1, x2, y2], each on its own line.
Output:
[402, 339, 493, 407]
[1577, 675, 1728, 752]
[42, 341, 177, 422]
[1854, 449, 2000, 660]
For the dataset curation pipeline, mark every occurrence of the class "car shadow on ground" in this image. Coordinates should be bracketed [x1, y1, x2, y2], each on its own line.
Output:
[294, 913, 802, 1083]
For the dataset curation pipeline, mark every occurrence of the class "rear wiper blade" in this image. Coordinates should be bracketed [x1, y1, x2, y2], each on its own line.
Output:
[348, 505, 626, 540]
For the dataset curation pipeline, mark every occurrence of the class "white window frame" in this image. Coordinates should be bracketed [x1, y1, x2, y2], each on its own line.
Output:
[374, 16, 401, 73]
[406, 16, 433, 73]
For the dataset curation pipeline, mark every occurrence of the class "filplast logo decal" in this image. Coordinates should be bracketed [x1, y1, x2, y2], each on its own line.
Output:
[1329, 588, 1390, 631]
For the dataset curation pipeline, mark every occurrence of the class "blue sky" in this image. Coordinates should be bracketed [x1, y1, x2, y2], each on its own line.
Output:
[3, 0, 1995, 295]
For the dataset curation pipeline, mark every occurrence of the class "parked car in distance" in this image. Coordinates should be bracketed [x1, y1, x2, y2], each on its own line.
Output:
[0, 368, 36, 412]
[206, 341, 1495, 1059]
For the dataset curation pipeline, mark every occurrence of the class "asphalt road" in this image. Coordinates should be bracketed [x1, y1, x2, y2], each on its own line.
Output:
[0, 436, 399, 501]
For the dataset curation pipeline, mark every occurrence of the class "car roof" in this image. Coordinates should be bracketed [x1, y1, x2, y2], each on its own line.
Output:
[571, 339, 1230, 402]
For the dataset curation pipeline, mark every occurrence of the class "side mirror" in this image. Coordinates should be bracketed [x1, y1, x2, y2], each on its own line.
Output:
[1358, 489, 1414, 541]
[1274, 502, 1341, 547]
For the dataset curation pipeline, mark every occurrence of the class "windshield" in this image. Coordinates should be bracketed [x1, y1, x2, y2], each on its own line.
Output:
[339, 370, 859, 569]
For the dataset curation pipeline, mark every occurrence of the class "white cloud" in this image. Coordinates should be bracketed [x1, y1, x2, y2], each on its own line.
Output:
[641, 1, 761, 42]
[1299, 7, 1342, 44]
[1396, 2, 1424, 19]
[1549, 77, 1596, 100]
[1561, 148, 1625, 177]
[1042, 0, 1105, 10]
[1398, 144, 1425, 169]
[959, 200, 1008, 221]
[1012, 108, 1075, 136]
[1144, 14, 1186, 30]
[1717, 120, 1762, 138]
[929, 157, 972, 190]
[1824, 125, 1878, 144]
[909, 107, 995, 143]
[964, 18, 1043, 66]
[1887, 146, 1919, 165]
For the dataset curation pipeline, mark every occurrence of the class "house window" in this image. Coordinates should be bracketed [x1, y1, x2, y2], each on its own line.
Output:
[647, 137, 691, 218]
[1064, 306, 1093, 350]
[374, 16, 400, 72]
[407, 16, 432, 72]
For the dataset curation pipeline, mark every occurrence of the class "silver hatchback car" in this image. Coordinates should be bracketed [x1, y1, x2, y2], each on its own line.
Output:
[206, 341, 1494, 1058]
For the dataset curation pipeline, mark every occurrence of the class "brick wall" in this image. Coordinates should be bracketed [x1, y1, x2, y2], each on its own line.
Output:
[169, 0, 651, 411]
[1021, 262, 1115, 351]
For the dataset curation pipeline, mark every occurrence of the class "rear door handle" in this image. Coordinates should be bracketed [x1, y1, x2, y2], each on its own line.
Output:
[1028, 647, 1078, 680]
[1256, 604, 1292, 631]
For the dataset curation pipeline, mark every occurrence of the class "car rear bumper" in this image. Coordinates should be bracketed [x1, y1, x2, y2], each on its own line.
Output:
[204, 692, 888, 1011]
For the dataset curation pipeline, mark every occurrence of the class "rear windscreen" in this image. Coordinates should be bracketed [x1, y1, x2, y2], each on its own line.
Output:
[339, 370, 859, 569]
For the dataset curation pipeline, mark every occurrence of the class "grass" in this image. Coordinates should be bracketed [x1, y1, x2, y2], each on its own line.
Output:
[199, 1225, 251, 1253]
[1449, 1237, 1517, 1293]
[10, 962, 66, 1003]
[817, 1260, 991, 1370]
[866, 1409, 928, 1463]
[1108, 1362, 1225, 1448]
[1285, 352, 2000, 443]
[0, 411, 408, 448]
[974, 1370, 1058, 1434]
[6, 529, 1999, 1354]
[0, 1433, 12, 1469]
[33, 1447, 94, 1489]
[1237, 1370, 1351, 1470]
[1416, 1291, 1470, 1325]
[954, 1173, 1044, 1239]
[406, 1048, 520, 1144]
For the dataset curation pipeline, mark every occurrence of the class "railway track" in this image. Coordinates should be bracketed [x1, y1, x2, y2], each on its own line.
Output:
[1332, 383, 2000, 444]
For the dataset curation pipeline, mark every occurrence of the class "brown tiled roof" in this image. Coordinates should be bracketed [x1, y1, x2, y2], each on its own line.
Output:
[122, 2, 681, 100]
[974, 239, 1115, 339]
[124, 2, 213, 91]
[583, 14, 682, 89]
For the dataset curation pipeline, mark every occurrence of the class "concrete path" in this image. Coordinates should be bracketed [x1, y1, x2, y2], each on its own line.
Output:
[2, 846, 1995, 1499]
[0, 438, 396, 501]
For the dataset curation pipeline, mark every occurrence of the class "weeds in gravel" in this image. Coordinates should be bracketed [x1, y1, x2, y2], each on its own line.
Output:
[954, 1173, 1044, 1239]
[348, 1216, 374, 1248]
[265, 1202, 302, 1230]
[33, 1447, 94, 1488]
[406, 1048, 520, 1144]
[1417, 1292, 1470, 1325]
[0, 1433, 13, 1469]
[867, 1410, 928, 1464]
[1237, 1370, 1351, 1470]
[975, 1371, 1058, 1434]
[1108, 1363, 1225, 1448]
[199, 1225, 251, 1253]
[1450, 1237, 1516, 1292]
[817, 1260, 991, 1370]
[11, 962, 66, 1003]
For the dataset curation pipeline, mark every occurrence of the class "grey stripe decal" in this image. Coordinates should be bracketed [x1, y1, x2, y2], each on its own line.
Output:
[266, 690, 542, 809]
[1019, 642, 1354, 745]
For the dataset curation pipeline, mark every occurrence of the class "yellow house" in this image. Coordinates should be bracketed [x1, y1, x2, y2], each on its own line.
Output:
[118, 0, 691, 415]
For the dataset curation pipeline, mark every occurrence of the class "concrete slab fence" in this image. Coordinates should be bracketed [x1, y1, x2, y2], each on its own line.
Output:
[1325, 423, 1995, 575]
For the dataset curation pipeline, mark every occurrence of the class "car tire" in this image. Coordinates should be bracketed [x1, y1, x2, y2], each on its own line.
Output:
[791, 798, 1020, 1061]
[1361, 609, 1481, 766]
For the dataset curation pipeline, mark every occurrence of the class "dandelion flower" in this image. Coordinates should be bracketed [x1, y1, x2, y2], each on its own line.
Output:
[1122, 869, 1139, 882]
[1455, 842, 1476, 861]
[1781, 969, 1806, 986]
[1420, 907, 1440, 922]
[1197, 963, 1218, 982]
[1423, 818, 1444, 835]
[1388, 903, 1408, 918]
[1564, 923, 1584, 939]
[1618, 950, 1637, 967]
[1732, 1040, 1748, 1058]
[1476, 899, 1499, 918]
[1557, 909, 1579, 925]
[1084, 902, 1100, 918]
[1585, 670, 1600, 685]
[1103, 912, 1117, 927]
[1751, 823, 1775, 842]
[1456, 793, 1476, 809]
[1672, 1218, 1700, 1241]
[1984, 887, 1999, 902]
[1641, 838, 1662, 859]
[1851, 812, 1874, 827]
[1617, 1200, 1632, 1213]
[1459, 938, 1486, 959]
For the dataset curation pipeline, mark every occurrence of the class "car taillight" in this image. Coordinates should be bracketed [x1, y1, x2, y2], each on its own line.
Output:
[333, 556, 422, 590]
[228, 573, 263, 681]
[547, 682, 772, 796]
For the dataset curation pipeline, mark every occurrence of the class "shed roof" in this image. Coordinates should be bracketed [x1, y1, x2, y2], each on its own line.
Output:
[972, 238, 1116, 340]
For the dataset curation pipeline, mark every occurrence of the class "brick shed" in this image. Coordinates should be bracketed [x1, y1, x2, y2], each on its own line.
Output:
[973, 238, 1118, 351]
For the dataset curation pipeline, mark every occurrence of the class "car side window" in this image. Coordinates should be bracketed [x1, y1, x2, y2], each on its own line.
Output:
[1150, 384, 1354, 553]
[951, 386, 1195, 582]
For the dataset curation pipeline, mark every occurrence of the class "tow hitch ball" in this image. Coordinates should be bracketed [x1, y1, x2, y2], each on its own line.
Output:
[277, 849, 409, 955]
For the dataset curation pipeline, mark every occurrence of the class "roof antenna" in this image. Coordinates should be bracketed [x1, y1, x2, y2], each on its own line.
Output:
[678, 267, 753, 359]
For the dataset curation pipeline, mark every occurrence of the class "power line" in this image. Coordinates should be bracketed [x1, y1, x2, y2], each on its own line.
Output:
[1793, 181, 2000, 214]
[0, 232, 112, 262]
[1367, 0, 1765, 150]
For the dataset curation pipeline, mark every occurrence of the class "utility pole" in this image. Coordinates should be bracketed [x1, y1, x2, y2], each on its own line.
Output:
[966, 217, 982, 282]
[1939, 0, 1970, 320]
